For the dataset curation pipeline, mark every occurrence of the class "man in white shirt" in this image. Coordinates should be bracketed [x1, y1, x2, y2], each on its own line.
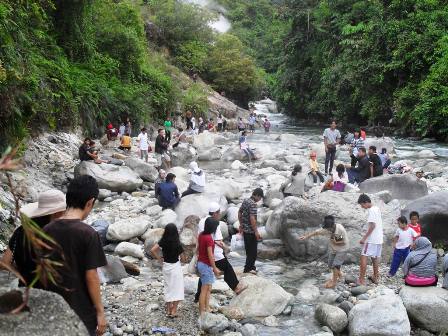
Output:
[323, 120, 341, 175]
[194, 203, 246, 302]
[357, 194, 383, 285]
[137, 128, 149, 163]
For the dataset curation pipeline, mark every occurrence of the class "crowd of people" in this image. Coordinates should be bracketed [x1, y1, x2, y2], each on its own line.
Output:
[3, 112, 448, 336]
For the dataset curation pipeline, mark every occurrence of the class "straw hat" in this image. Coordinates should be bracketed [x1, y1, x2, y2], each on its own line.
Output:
[20, 189, 66, 218]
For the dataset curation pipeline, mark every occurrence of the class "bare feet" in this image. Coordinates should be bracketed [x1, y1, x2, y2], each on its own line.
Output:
[368, 275, 379, 284]
[324, 280, 336, 288]
[234, 284, 248, 295]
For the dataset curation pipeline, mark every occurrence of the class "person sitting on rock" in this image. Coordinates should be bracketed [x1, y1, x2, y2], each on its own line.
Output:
[150, 223, 185, 318]
[443, 254, 448, 289]
[403, 236, 438, 287]
[378, 148, 391, 170]
[368, 145, 383, 178]
[299, 215, 349, 288]
[79, 138, 107, 164]
[237, 117, 246, 132]
[239, 131, 256, 162]
[309, 152, 325, 184]
[332, 164, 348, 192]
[280, 164, 306, 197]
[388, 216, 418, 277]
[154, 169, 166, 201]
[155, 128, 171, 170]
[181, 162, 206, 198]
[346, 147, 370, 184]
[172, 127, 187, 149]
[207, 118, 216, 132]
[198, 117, 205, 134]
[349, 130, 365, 168]
[194, 203, 246, 303]
[158, 173, 180, 210]
[118, 132, 132, 152]
[0, 190, 66, 287]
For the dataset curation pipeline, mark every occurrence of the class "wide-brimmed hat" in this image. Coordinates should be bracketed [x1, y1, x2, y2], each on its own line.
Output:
[20, 189, 66, 219]
[189, 161, 201, 173]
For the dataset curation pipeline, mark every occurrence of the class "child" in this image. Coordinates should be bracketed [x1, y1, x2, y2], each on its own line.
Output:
[263, 118, 271, 133]
[309, 152, 325, 184]
[197, 218, 221, 324]
[388, 216, 418, 277]
[299, 215, 349, 288]
[150, 224, 185, 317]
[409, 211, 422, 238]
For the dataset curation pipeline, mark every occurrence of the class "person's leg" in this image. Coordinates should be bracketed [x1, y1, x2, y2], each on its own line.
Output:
[243, 149, 251, 162]
[316, 171, 325, 183]
[181, 188, 196, 198]
[324, 150, 331, 174]
[384, 159, 391, 169]
[194, 278, 202, 303]
[205, 285, 212, 313]
[389, 248, 402, 276]
[247, 148, 256, 160]
[350, 154, 357, 168]
[312, 173, 318, 184]
[171, 301, 180, 316]
[216, 258, 239, 291]
[372, 257, 380, 283]
[358, 255, 368, 285]
[243, 233, 257, 273]
[199, 284, 208, 315]
[329, 148, 336, 174]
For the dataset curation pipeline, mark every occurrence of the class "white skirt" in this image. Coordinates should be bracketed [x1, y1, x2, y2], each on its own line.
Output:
[163, 261, 185, 302]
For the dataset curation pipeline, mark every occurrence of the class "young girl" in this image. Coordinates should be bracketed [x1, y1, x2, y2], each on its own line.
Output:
[197, 218, 221, 321]
[389, 216, 418, 277]
[309, 152, 325, 184]
[151, 223, 185, 317]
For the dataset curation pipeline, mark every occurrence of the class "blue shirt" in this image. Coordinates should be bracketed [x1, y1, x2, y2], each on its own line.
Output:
[248, 116, 256, 125]
[158, 182, 179, 207]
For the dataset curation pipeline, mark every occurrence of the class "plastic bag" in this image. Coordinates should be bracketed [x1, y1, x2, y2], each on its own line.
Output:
[230, 233, 245, 251]
[187, 254, 199, 275]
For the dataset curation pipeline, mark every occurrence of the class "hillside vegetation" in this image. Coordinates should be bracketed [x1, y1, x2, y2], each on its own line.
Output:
[0, 0, 264, 148]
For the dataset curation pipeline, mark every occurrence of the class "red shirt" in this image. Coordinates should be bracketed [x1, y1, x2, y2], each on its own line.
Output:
[409, 222, 421, 239]
[360, 130, 366, 140]
[198, 233, 214, 266]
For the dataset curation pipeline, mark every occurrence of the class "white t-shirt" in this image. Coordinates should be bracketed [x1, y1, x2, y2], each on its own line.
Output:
[137, 132, 149, 150]
[395, 227, 418, 249]
[198, 216, 224, 261]
[366, 206, 383, 244]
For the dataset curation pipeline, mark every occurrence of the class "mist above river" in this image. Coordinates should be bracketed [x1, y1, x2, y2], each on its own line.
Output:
[182, 0, 231, 33]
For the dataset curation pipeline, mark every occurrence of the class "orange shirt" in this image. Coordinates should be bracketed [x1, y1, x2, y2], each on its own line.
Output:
[121, 135, 131, 148]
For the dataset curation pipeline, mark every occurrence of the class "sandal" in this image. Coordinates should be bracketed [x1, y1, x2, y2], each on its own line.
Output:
[368, 275, 379, 284]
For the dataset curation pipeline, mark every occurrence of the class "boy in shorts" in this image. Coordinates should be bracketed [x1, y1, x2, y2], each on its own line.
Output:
[357, 194, 383, 285]
[299, 215, 349, 288]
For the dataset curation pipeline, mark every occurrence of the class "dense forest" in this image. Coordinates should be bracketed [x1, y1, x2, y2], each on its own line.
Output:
[219, 0, 448, 139]
[0, 0, 263, 147]
[1, 0, 448, 146]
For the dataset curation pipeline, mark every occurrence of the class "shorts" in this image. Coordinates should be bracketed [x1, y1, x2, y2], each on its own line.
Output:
[328, 251, 346, 269]
[197, 261, 215, 285]
[361, 243, 382, 258]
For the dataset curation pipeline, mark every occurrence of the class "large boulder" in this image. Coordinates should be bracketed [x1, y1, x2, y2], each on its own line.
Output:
[91, 219, 110, 246]
[197, 147, 222, 161]
[115, 242, 144, 259]
[106, 215, 150, 241]
[0, 288, 88, 335]
[348, 295, 410, 336]
[154, 209, 177, 228]
[315, 303, 348, 333]
[169, 143, 197, 166]
[206, 180, 243, 200]
[228, 276, 293, 318]
[399, 286, 448, 333]
[74, 161, 143, 192]
[359, 174, 428, 200]
[193, 131, 215, 149]
[175, 193, 228, 228]
[222, 146, 247, 162]
[124, 157, 158, 182]
[199, 312, 229, 334]
[98, 255, 128, 284]
[267, 192, 397, 263]
[364, 137, 395, 154]
[401, 191, 448, 245]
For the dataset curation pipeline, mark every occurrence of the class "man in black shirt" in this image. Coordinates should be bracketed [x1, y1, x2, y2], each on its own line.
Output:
[42, 176, 107, 336]
[346, 147, 371, 184]
[368, 145, 383, 177]
[79, 138, 106, 164]
[155, 128, 171, 169]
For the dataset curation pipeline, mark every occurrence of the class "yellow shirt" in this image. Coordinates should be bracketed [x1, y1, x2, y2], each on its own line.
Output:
[309, 158, 319, 172]
[121, 135, 131, 148]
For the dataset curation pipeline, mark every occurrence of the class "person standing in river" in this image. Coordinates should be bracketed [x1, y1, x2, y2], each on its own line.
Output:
[357, 194, 383, 285]
[239, 188, 264, 274]
[323, 120, 341, 175]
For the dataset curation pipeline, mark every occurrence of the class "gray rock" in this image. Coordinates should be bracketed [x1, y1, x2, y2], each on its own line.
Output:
[338, 301, 354, 315]
[91, 219, 110, 246]
[359, 174, 428, 200]
[74, 161, 143, 192]
[315, 303, 348, 333]
[98, 189, 112, 201]
[98, 255, 128, 284]
[0, 288, 88, 335]
[170, 143, 197, 167]
[348, 294, 410, 336]
[200, 312, 229, 334]
[106, 215, 150, 241]
[401, 191, 448, 245]
[375, 190, 393, 204]
[350, 286, 368, 296]
[115, 242, 144, 259]
[399, 286, 448, 333]
[198, 147, 222, 161]
[240, 323, 258, 336]
[124, 157, 158, 182]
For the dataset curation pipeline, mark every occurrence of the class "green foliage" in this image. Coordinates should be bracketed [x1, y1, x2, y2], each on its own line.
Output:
[206, 34, 265, 104]
[181, 83, 209, 118]
[274, 0, 448, 138]
[174, 41, 209, 73]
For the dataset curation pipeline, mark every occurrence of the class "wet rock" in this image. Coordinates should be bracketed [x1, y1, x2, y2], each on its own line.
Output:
[198, 147, 222, 161]
[124, 157, 158, 182]
[98, 255, 128, 284]
[74, 161, 143, 192]
[115, 242, 144, 259]
[0, 288, 88, 336]
[348, 294, 410, 336]
[359, 174, 428, 200]
[228, 276, 293, 318]
[221, 307, 245, 320]
[399, 286, 448, 333]
[417, 149, 436, 158]
[257, 240, 285, 260]
[296, 280, 320, 302]
[315, 303, 348, 333]
[106, 216, 150, 241]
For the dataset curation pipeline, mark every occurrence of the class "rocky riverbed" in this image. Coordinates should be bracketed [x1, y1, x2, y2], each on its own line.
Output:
[1, 101, 448, 335]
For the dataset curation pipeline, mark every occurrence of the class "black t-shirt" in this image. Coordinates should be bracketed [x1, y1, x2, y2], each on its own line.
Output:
[42, 219, 107, 331]
[8, 227, 37, 287]
[155, 135, 168, 154]
[369, 153, 383, 177]
[159, 239, 183, 263]
[79, 144, 92, 161]
[354, 156, 371, 183]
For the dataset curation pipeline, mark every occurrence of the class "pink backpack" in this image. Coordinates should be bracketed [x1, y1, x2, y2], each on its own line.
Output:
[332, 181, 346, 192]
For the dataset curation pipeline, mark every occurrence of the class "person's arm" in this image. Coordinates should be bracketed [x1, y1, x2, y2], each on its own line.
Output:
[207, 245, 220, 276]
[392, 235, 398, 249]
[324, 136, 328, 151]
[360, 222, 376, 244]
[238, 209, 242, 233]
[150, 244, 163, 264]
[174, 185, 179, 198]
[370, 161, 374, 177]
[299, 229, 322, 240]
[250, 214, 260, 240]
[85, 269, 106, 335]
[279, 177, 290, 192]
[0, 248, 13, 270]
